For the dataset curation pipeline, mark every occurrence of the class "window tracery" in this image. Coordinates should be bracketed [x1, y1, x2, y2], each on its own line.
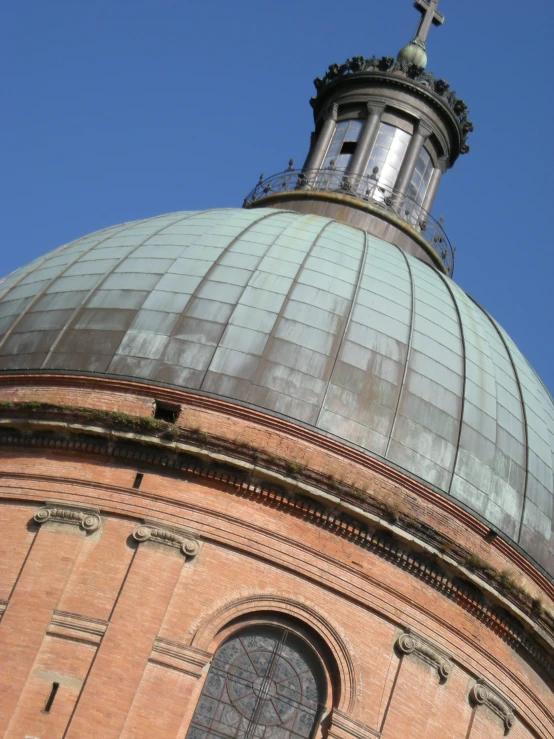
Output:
[186, 624, 326, 739]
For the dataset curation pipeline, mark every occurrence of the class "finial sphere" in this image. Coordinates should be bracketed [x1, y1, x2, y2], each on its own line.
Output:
[397, 41, 428, 69]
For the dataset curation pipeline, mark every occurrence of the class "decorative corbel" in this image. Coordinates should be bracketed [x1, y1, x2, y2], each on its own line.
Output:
[133, 521, 200, 561]
[469, 679, 515, 734]
[395, 628, 452, 682]
[34, 502, 101, 533]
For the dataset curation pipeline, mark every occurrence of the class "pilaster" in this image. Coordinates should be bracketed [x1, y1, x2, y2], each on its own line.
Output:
[65, 522, 200, 738]
[346, 103, 386, 181]
[302, 103, 339, 178]
[392, 120, 432, 199]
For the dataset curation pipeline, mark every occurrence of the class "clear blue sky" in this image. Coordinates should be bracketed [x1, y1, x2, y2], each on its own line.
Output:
[1, 0, 553, 394]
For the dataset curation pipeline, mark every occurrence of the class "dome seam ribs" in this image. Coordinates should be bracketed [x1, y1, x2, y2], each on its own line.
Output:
[196, 211, 302, 391]
[39, 211, 201, 370]
[0, 218, 155, 355]
[0, 221, 134, 304]
[384, 243, 416, 459]
[432, 273, 467, 498]
[244, 218, 336, 408]
[467, 296, 530, 547]
[315, 229, 369, 427]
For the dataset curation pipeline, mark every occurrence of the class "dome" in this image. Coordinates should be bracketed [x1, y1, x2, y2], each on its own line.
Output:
[0, 207, 552, 574]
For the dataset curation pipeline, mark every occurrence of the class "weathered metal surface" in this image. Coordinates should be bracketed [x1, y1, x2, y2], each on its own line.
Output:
[0, 207, 552, 575]
[243, 169, 455, 276]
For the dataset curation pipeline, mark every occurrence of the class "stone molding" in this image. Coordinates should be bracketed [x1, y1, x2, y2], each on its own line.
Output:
[328, 709, 381, 739]
[47, 610, 108, 646]
[469, 679, 516, 733]
[33, 502, 101, 533]
[150, 637, 212, 677]
[133, 520, 200, 560]
[1, 400, 552, 682]
[190, 592, 359, 713]
[396, 628, 452, 682]
[0, 601, 6, 621]
[311, 55, 473, 153]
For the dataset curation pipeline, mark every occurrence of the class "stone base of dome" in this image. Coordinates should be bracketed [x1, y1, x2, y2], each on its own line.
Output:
[0, 374, 551, 738]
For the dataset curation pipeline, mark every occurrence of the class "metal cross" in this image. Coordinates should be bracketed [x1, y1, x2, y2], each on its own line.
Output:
[412, 0, 444, 47]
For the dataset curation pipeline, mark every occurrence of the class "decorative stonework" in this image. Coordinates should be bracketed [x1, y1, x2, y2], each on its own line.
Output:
[328, 709, 381, 739]
[312, 55, 473, 152]
[48, 610, 108, 646]
[133, 521, 200, 560]
[33, 503, 101, 533]
[469, 679, 515, 733]
[150, 637, 212, 677]
[396, 628, 452, 682]
[2, 424, 552, 683]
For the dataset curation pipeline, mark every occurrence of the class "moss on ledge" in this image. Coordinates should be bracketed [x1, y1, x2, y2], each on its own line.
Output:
[0, 399, 552, 637]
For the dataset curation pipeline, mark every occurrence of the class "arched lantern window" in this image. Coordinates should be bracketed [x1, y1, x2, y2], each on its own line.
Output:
[186, 624, 327, 739]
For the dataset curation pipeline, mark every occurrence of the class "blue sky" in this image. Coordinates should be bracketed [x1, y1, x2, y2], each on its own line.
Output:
[2, 0, 553, 393]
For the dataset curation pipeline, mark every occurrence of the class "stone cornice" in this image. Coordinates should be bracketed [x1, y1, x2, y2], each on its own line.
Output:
[34, 502, 101, 533]
[133, 520, 200, 560]
[150, 638, 212, 677]
[396, 628, 452, 682]
[2, 374, 546, 588]
[311, 55, 473, 154]
[469, 679, 516, 733]
[0, 392, 552, 682]
[0, 424, 552, 682]
[48, 610, 108, 646]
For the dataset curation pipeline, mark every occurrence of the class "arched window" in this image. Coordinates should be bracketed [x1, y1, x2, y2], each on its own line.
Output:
[186, 624, 327, 739]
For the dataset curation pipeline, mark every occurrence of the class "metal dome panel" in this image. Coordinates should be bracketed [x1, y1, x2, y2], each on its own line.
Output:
[0, 207, 552, 575]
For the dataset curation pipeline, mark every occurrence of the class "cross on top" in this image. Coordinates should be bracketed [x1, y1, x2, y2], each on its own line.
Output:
[413, 0, 444, 47]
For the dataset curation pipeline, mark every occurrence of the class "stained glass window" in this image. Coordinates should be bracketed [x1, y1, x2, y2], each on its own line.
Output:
[186, 625, 326, 739]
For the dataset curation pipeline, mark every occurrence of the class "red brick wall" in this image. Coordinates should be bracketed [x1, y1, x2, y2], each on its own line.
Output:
[0, 376, 551, 738]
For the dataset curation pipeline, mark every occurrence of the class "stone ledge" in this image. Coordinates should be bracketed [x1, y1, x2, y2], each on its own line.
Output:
[329, 709, 381, 739]
[150, 638, 212, 677]
[47, 610, 108, 646]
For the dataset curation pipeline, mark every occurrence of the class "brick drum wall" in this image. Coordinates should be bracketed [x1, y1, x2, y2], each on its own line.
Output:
[0, 375, 552, 739]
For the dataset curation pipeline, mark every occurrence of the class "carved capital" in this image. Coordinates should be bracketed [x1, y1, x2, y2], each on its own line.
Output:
[396, 628, 452, 682]
[133, 521, 200, 560]
[365, 102, 386, 119]
[415, 120, 433, 139]
[325, 102, 339, 122]
[469, 679, 515, 733]
[34, 503, 101, 533]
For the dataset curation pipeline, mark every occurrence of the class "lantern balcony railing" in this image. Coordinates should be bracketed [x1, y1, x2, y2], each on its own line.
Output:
[243, 167, 455, 276]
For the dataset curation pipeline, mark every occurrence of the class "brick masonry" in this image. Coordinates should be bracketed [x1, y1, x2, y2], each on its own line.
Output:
[0, 376, 552, 738]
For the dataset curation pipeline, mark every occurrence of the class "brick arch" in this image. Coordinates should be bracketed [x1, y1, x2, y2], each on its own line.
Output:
[190, 592, 359, 714]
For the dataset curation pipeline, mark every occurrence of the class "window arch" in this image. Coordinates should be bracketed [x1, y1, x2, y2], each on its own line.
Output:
[186, 624, 327, 739]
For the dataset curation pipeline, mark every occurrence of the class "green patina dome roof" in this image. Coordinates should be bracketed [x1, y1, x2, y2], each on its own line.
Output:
[0, 208, 552, 575]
